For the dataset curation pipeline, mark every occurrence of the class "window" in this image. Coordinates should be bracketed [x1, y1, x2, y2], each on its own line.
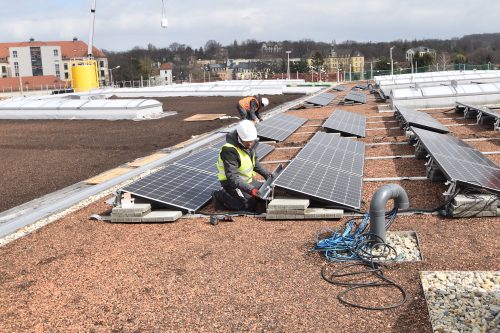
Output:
[64, 72, 69, 79]
[53, 49, 59, 56]
[55, 64, 60, 78]
[12, 50, 17, 58]
[100, 70, 105, 77]
[64, 63, 68, 70]
[100, 61, 104, 67]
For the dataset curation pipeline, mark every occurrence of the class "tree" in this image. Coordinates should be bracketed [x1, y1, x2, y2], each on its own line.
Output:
[438, 52, 451, 70]
[374, 57, 391, 70]
[311, 51, 324, 72]
[290, 59, 309, 73]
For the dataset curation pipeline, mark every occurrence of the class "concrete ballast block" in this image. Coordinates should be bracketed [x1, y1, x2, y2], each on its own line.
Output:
[268, 198, 310, 210]
[304, 208, 343, 219]
[112, 203, 151, 217]
[111, 216, 143, 223]
[141, 211, 183, 222]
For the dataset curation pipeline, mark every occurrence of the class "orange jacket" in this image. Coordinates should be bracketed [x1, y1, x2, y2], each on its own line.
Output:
[238, 96, 260, 111]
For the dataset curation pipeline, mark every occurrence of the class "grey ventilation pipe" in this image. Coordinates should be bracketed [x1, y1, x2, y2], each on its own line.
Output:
[369, 184, 410, 243]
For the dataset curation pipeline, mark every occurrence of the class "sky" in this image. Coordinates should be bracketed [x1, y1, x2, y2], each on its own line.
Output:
[1, 0, 499, 52]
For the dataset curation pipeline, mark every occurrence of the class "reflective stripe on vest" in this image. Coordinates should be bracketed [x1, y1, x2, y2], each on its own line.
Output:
[238, 96, 259, 111]
[216, 143, 256, 183]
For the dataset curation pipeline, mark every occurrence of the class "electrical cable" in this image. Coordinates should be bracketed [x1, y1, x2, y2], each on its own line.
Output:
[312, 209, 408, 310]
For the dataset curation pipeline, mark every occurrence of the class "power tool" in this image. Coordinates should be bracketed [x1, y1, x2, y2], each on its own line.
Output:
[210, 215, 234, 225]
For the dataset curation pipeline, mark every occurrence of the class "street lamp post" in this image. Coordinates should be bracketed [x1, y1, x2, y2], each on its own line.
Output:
[285, 50, 292, 80]
[109, 65, 120, 86]
[390, 46, 395, 76]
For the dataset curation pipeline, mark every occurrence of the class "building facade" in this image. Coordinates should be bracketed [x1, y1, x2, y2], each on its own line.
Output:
[405, 46, 437, 62]
[323, 47, 365, 73]
[0, 38, 108, 88]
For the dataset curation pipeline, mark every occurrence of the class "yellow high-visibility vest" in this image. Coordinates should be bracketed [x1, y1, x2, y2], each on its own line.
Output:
[217, 143, 256, 183]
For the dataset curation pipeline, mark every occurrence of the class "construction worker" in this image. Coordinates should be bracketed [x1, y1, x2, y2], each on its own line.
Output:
[212, 120, 271, 212]
[236, 95, 269, 123]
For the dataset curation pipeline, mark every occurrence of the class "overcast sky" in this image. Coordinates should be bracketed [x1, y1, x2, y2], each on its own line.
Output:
[2, 0, 499, 51]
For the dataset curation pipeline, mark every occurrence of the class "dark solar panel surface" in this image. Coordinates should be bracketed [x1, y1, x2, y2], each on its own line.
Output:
[344, 91, 366, 104]
[174, 148, 219, 174]
[256, 113, 306, 141]
[396, 106, 449, 133]
[333, 85, 348, 91]
[411, 127, 500, 193]
[323, 109, 366, 137]
[274, 158, 363, 209]
[122, 164, 220, 212]
[306, 92, 337, 106]
[274, 132, 364, 209]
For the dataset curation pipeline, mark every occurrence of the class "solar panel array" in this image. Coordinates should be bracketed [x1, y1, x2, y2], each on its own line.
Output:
[411, 127, 500, 193]
[306, 92, 337, 106]
[395, 106, 449, 133]
[274, 132, 365, 209]
[256, 113, 307, 141]
[122, 139, 275, 212]
[343, 91, 367, 104]
[322, 109, 366, 137]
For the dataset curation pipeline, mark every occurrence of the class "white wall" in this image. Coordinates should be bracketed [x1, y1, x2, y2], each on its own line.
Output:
[9, 47, 32, 77]
[41, 46, 62, 77]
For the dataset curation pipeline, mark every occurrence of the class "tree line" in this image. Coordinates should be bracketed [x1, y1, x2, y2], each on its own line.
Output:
[104, 33, 500, 81]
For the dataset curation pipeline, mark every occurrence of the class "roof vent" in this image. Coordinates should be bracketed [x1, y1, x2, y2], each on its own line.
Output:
[73, 37, 78, 42]
[29, 37, 35, 42]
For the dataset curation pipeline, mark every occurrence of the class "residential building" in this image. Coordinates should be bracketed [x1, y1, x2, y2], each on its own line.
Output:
[406, 46, 437, 62]
[322, 46, 365, 73]
[0, 38, 108, 89]
[159, 63, 173, 85]
[260, 42, 283, 54]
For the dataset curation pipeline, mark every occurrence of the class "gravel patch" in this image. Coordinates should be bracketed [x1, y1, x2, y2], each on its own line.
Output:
[372, 231, 423, 262]
[468, 141, 500, 152]
[364, 158, 426, 178]
[363, 180, 447, 211]
[365, 144, 415, 157]
[449, 125, 498, 139]
[420, 271, 500, 333]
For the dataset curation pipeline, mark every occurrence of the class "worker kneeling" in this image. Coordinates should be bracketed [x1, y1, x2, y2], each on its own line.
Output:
[212, 120, 271, 212]
[236, 95, 269, 123]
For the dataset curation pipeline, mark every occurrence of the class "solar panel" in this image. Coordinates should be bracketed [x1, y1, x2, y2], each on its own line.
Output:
[456, 102, 500, 130]
[353, 83, 369, 90]
[122, 164, 220, 212]
[343, 91, 366, 104]
[306, 92, 337, 106]
[411, 126, 500, 193]
[431, 157, 500, 193]
[174, 148, 219, 174]
[309, 132, 365, 155]
[323, 109, 366, 137]
[273, 132, 365, 209]
[395, 106, 449, 133]
[274, 158, 363, 209]
[256, 113, 307, 141]
[333, 85, 348, 91]
[295, 142, 364, 176]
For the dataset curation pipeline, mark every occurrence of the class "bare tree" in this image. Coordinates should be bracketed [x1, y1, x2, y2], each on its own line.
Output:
[438, 52, 451, 70]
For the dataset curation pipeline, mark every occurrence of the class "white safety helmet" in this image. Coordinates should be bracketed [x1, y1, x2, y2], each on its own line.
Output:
[261, 97, 269, 107]
[236, 120, 258, 141]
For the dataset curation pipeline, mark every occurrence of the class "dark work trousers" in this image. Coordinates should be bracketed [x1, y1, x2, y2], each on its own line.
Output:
[217, 179, 263, 212]
[236, 105, 261, 121]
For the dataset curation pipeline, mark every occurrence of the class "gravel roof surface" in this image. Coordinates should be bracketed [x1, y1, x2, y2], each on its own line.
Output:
[1, 84, 499, 332]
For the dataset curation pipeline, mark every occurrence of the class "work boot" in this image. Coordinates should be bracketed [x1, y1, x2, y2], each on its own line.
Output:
[211, 191, 226, 211]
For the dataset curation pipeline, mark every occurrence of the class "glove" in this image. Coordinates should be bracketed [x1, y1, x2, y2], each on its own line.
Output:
[253, 119, 260, 124]
[250, 188, 259, 198]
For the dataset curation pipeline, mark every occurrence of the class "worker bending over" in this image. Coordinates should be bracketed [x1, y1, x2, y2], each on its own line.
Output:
[236, 95, 269, 123]
[212, 120, 271, 212]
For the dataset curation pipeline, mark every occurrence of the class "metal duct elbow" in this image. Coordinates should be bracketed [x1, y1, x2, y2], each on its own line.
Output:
[369, 184, 409, 243]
